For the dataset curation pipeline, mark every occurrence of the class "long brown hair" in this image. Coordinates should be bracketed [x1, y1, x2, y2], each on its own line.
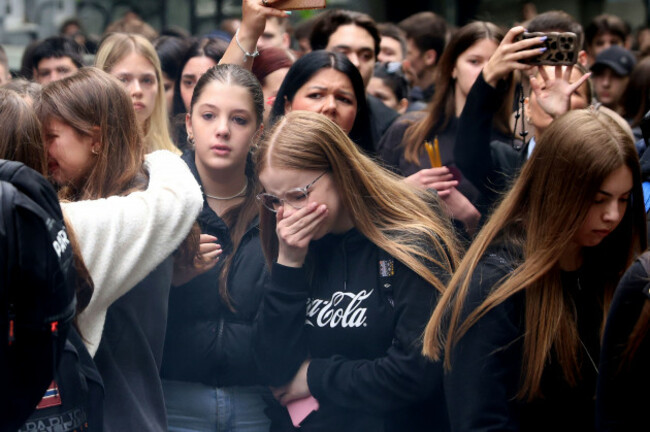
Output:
[188, 64, 264, 310]
[424, 109, 646, 400]
[36, 67, 146, 200]
[0, 89, 94, 317]
[0, 88, 46, 175]
[403, 21, 510, 164]
[256, 110, 459, 293]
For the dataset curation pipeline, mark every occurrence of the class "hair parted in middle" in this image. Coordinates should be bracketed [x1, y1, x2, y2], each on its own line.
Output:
[403, 21, 510, 165]
[36, 67, 146, 201]
[269, 50, 373, 154]
[256, 110, 460, 293]
[95, 32, 179, 154]
[424, 108, 647, 400]
[188, 63, 264, 310]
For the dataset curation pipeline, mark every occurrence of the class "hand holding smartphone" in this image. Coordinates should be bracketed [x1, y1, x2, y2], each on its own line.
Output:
[514, 32, 579, 66]
[271, 0, 326, 10]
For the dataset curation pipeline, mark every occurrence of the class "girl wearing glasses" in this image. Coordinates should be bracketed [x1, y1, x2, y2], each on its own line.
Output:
[160, 64, 273, 432]
[424, 109, 646, 431]
[254, 110, 459, 431]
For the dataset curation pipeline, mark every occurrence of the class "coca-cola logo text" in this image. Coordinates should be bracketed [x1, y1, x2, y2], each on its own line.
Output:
[306, 290, 373, 328]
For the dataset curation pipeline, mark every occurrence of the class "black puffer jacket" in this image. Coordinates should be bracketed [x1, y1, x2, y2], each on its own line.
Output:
[160, 151, 268, 387]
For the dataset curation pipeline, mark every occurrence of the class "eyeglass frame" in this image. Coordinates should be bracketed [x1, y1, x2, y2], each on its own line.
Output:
[256, 171, 328, 213]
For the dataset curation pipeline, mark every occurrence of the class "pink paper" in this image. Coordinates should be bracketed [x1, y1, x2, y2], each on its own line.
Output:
[287, 396, 319, 427]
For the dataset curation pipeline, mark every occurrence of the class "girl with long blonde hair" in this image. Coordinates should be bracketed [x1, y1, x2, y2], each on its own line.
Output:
[254, 110, 458, 431]
[424, 109, 646, 431]
[95, 32, 179, 154]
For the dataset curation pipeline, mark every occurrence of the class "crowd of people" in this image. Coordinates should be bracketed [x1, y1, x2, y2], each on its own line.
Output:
[2, 0, 650, 431]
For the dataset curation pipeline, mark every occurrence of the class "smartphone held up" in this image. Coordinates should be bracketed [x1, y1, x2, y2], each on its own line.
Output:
[515, 32, 579, 66]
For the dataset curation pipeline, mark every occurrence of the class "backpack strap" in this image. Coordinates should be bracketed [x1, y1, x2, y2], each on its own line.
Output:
[378, 248, 395, 308]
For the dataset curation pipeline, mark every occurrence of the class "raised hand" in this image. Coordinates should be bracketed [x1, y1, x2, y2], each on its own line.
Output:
[220, 0, 289, 67]
[482, 26, 545, 87]
[530, 65, 591, 119]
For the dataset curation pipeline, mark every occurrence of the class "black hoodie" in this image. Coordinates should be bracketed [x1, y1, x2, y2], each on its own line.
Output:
[254, 228, 450, 432]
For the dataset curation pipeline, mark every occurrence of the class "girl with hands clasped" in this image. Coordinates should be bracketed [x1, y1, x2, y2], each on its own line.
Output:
[455, 26, 593, 211]
[254, 110, 459, 431]
[161, 64, 273, 432]
[378, 21, 511, 239]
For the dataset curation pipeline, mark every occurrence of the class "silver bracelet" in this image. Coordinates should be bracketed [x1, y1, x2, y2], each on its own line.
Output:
[234, 29, 260, 62]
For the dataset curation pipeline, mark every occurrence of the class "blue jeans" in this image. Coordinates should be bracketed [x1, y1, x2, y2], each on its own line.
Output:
[163, 380, 271, 432]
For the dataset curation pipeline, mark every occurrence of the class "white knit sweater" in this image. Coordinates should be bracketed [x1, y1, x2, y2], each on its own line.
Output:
[62, 150, 203, 356]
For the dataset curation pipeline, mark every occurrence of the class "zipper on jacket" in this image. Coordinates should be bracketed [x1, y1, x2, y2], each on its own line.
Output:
[214, 318, 225, 386]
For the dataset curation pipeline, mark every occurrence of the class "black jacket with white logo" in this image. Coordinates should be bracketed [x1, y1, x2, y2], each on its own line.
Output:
[255, 228, 450, 431]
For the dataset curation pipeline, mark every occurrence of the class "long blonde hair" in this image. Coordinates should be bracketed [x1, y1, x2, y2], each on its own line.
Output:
[424, 109, 646, 400]
[256, 110, 459, 292]
[95, 33, 179, 154]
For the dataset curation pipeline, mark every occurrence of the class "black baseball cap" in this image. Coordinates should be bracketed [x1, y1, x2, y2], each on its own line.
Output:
[591, 45, 636, 76]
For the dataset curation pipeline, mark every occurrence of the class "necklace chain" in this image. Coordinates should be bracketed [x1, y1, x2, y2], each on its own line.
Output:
[204, 179, 248, 200]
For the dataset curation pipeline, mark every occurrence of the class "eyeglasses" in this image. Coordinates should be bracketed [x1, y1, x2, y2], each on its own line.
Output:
[256, 172, 327, 213]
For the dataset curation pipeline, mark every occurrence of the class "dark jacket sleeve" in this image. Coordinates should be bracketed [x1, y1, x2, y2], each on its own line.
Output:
[305, 258, 445, 413]
[376, 116, 410, 174]
[454, 72, 520, 207]
[596, 258, 650, 432]
[254, 263, 311, 386]
[368, 94, 400, 149]
[444, 255, 524, 432]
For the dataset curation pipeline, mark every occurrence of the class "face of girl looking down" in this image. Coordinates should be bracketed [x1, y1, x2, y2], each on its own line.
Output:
[45, 118, 97, 187]
[572, 164, 633, 248]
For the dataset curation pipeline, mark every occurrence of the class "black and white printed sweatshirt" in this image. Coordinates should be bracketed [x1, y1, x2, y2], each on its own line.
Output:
[254, 228, 451, 432]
